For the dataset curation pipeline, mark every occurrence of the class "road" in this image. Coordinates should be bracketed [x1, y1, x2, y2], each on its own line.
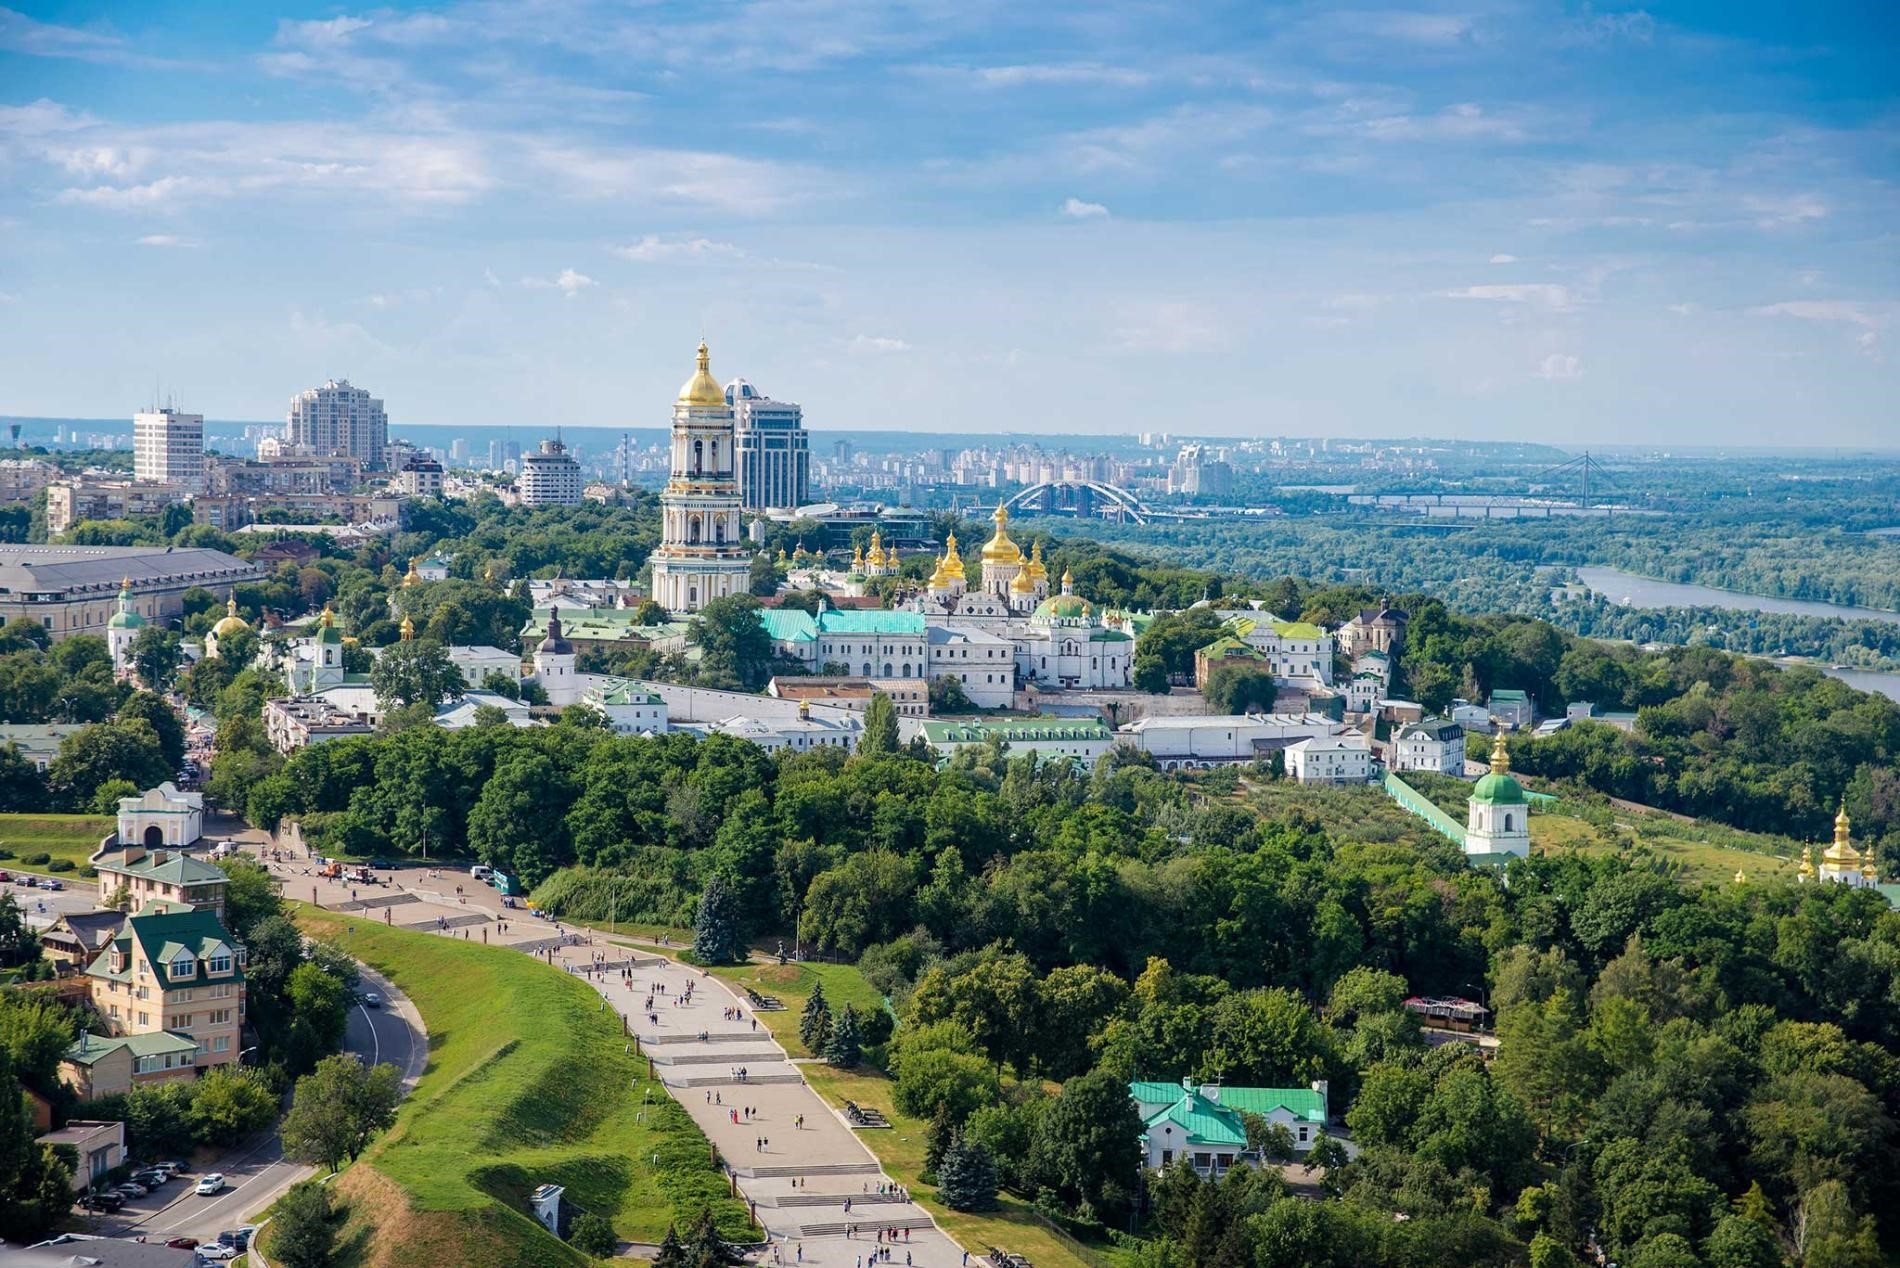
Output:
[86, 962, 425, 1248]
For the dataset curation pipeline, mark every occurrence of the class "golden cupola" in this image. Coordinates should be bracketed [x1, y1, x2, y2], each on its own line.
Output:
[867, 530, 885, 568]
[399, 614, 416, 641]
[677, 340, 727, 409]
[852, 544, 866, 572]
[939, 532, 965, 580]
[211, 596, 249, 638]
[402, 557, 422, 588]
[1027, 539, 1048, 582]
[1822, 803, 1861, 866]
[1798, 849, 1815, 879]
[980, 505, 1022, 564]
[1010, 569, 1036, 594]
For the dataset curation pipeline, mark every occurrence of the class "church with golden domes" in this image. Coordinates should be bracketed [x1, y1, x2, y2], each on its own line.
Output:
[649, 342, 753, 614]
[1798, 805, 1880, 889]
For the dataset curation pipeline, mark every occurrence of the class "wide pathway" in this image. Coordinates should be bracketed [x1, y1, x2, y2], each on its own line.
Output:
[250, 844, 975, 1268]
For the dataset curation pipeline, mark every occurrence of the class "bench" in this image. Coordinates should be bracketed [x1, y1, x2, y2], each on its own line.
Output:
[745, 987, 786, 1011]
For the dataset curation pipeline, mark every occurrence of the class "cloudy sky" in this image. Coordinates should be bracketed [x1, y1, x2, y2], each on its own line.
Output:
[1, 1, 1895, 443]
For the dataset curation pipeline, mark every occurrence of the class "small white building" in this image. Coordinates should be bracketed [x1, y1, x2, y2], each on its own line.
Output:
[1132, 1079, 1330, 1177]
[1449, 700, 1493, 734]
[433, 690, 539, 731]
[1117, 713, 1341, 770]
[1390, 718, 1465, 775]
[585, 679, 671, 735]
[1346, 672, 1383, 715]
[116, 783, 203, 850]
[1286, 733, 1373, 784]
[1465, 734, 1531, 860]
[912, 716, 1115, 768]
[683, 702, 862, 753]
[447, 645, 523, 689]
[925, 624, 1016, 708]
[38, 1119, 125, 1191]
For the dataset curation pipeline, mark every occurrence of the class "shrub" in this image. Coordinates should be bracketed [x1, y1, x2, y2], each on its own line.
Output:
[0, 847, 13, 859]
[21, 852, 49, 866]
[570, 1212, 618, 1258]
[78, 866, 96, 879]
[46, 859, 74, 873]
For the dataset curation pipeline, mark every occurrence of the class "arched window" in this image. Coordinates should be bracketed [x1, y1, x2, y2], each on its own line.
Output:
[693, 439, 703, 474]
[863, 663, 873, 677]
[1503, 813, 1513, 832]
[688, 516, 701, 544]
[901, 663, 910, 677]
[883, 662, 893, 677]
[714, 520, 725, 544]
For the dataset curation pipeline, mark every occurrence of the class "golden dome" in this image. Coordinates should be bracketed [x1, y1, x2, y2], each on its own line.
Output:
[1798, 850, 1815, 877]
[1026, 539, 1048, 581]
[777, 547, 788, 563]
[1490, 732, 1512, 775]
[1011, 570, 1036, 594]
[402, 558, 422, 588]
[211, 596, 249, 638]
[1823, 802, 1860, 866]
[852, 544, 866, 570]
[1060, 567, 1074, 591]
[319, 604, 335, 629]
[677, 340, 727, 408]
[399, 614, 415, 641]
[980, 506, 1022, 564]
[940, 532, 965, 579]
[1862, 860, 1879, 880]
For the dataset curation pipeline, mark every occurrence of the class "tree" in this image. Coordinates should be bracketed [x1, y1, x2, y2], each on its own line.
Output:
[690, 594, 772, 690]
[127, 625, 182, 693]
[0, 892, 41, 968]
[749, 552, 779, 597]
[1202, 664, 1277, 715]
[0, 743, 47, 812]
[188, 1067, 278, 1146]
[936, 1132, 999, 1210]
[799, 982, 832, 1054]
[634, 599, 668, 626]
[825, 1003, 863, 1068]
[281, 1055, 403, 1172]
[369, 637, 465, 710]
[91, 776, 139, 815]
[693, 874, 745, 964]
[858, 692, 900, 756]
[571, 1211, 619, 1257]
[929, 674, 972, 714]
[1030, 1068, 1143, 1223]
[1134, 655, 1171, 695]
[218, 858, 284, 939]
[269, 1178, 336, 1268]
[118, 690, 186, 767]
[286, 961, 351, 1054]
[47, 718, 170, 809]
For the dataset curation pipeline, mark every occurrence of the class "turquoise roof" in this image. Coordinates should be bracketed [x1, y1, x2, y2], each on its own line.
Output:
[64, 1030, 198, 1066]
[96, 850, 226, 888]
[1131, 1081, 1188, 1104]
[815, 609, 926, 635]
[759, 609, 818, 642]
[1490, 689, 1529, 702]
[1143, 1091, 1248, 1147]
[89, 906, 243, 991]
[1213, 1086, 1327, 1124]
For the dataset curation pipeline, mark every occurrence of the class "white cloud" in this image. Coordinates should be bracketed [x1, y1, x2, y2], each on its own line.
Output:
[482, 267, 501, 288]
[1748, 300, 1888, 353]
[58, 176, 194, 208]
[611, 235, 744, 262]
[0, 8, 193, 68]
[523, 268, 595, 298]
[960, 63, 1151, 88]
[1329, 102, 1530, 143]
[1061, 198, 1109, 219]
[1537, 354, 1583, 381]
[1743, 193, 1827, 227]
[849, 335, 911, 354]
[526, 143, 821, 214]
[1114, 301, 1220, 353]
[136, 234, 199, 247]
[1447, 283, 1573, 310]
[1489, 253, 1517, 264]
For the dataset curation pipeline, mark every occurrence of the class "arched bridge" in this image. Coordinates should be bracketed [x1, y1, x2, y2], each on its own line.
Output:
[1001, 480, 1151, 523]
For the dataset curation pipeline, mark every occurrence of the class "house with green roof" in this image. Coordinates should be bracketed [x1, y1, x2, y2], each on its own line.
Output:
[763, 605, 928, 681]
[915, 716, 1115, 768]
[94, 836, 226, 919]
[1132, 1078, 1331, 1175]
[1214, 610, 1336, 687]
[64, 904, 247, 1101]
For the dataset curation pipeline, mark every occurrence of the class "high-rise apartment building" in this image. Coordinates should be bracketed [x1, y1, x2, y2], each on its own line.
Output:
[518, 438, 583, 507]
[133, 408, 205, 493]
[287, 379, 388, 469]
[726, 379, 809, 512]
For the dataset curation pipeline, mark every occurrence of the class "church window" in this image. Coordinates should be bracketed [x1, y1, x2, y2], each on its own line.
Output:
[1504, 813, 1513, 831]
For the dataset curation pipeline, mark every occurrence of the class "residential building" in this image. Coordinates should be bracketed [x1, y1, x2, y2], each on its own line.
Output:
[445, 644, 522, 688]
[1465, 733, 1531, 860]
[38, 1119, 125, 1191]
[288, 378, 388, 468]
[649, 342, 753, 612]
[133, 407, 205, 493]
[64, 905, 248, 1099]
[1449, 700, 1494, 734]
[924, 625, 1015, 708]
[1488, 688, 1534, 729]
[264, 695, 376, 752]
[206, 453, 361, 497]
[1194, 636, 1269, 688]
[0, 547, 261, 641]
[1116, 713, 1341, 769]
[1132, 1079, 1330, 1175]
[583, 678, 670, 734]
[1286, 733, 1373, 784]
[433, 689, 538, 730]
[1215, 611, 1335, 686]
[763, 606, 929, 680]
[61, 1030, 201, 1101]
[0, 723, 85, 772]
[728, 377, 810, 511]
[116, 782, 204, 851]
[1391, 718, 1466, 775]
[0, 457, 56, 503]
[769, 677, 928, 717]
[94, 842, 226, 917]
[40, 909, 127, 971]
[1346, 672, 1383, 714]
[519, 438, 583, 507]
[192, 489, 406, 532]
[45, 477, 187, 535]
[399, 453, 445, 499]
[912, 716, 1115, 767]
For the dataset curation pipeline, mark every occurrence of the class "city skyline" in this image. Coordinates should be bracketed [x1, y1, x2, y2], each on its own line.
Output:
[1, 2, 1896, 444]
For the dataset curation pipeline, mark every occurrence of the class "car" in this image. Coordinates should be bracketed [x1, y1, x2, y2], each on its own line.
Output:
[80, 1191, 125, 1212]
[369, 859, 392, 870]
[197, 1244, 239, 1261]
[0, 870, 9, 882]
[195, 1173, 227, 1195]
[115, 1179, 149, 1196]
[219, 1227, 258, 1250]
[38, 877, 62, 890]
[155, 1160, 189, 1177]
[362, 991, 382, 1007]
[167, 1238, 200, 1250]
[134, 1169, 169, 1187]
[470, 864, 492, 880]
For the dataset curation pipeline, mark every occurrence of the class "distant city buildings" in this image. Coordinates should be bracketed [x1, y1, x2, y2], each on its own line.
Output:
[45, 477, 187, 535]
[518, 438, 583, 507]
[132, 407, 204, 493]
[399, 453, 445, 499]
[287, 378, 389, 469]
[727, 378, 809, 512]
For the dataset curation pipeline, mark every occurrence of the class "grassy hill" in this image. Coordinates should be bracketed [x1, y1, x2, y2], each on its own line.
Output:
[0, 812, 112, 875]
[281, 913, 748, 1268]
[1531, 810, 1805, 885]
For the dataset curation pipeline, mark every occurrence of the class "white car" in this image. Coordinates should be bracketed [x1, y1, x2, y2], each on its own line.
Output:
[195, 1173, 227, 1195]
[197, 1244, 239, 1261]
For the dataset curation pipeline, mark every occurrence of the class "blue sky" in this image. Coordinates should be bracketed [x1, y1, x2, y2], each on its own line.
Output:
[1, 1, 1895, 443]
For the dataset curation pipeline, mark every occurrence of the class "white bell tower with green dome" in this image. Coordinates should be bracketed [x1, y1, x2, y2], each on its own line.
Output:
[1466, 732, 1530, 860]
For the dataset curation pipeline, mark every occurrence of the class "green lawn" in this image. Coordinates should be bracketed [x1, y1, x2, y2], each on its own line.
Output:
[0, 813, 112, 875]
[1533, 812, 1803, 885]
[711, 958, 1107, 1268]
[281, 911, 749, 1268]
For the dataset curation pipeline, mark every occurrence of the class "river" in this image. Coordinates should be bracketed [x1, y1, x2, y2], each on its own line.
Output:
[1576, 566, 1900, 702]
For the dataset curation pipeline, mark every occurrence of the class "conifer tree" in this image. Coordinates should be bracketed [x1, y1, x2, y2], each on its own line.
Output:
[825, 1002, 862, 1067]
[936, 1132, 999, 1211]
[799, 982, 832, 1053]
[694, 874, 744, 964]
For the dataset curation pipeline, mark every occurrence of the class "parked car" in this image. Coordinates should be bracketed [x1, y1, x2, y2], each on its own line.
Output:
[167, 1238, 200, 1250]
[0, 870, 10, 882]
[38, 877, 63, 890]
[114, 1179, 149, 1196]
[469, 864, 492, 881]
[80, 1191, 125, 1212]
[369, 859, 393, 870]
[195, 1173, 226, 1195]
[197, 1244, 238, 1261]
[220, 1227, 258, 1250]
[155, 1160, 189, 1177]
[134, 1168, 170, 1187]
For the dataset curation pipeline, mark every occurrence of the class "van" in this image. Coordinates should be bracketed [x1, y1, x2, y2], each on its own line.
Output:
[470, 865, 492, 881]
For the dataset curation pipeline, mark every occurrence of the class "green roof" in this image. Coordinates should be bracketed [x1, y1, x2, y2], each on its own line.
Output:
[919, 717, 1112, 745]
[521, 612, 689, 644]
[1226, 616, 1325, 641]
[1213, 1086, 1327, 1124]
[96, 849, 227, 888]
[759, 609, 818, 642]
[816, 609, 926, 635]
[1489, 689, 1529, 702]
[1199, 636, 1267, 661]
[90, 906, 243, 991]
[1143, 1091, 1248, 1147]
[64, 1029, 198, 1066]
[1470, 771, 1528, 806]
[1032, 595, 1090, 622]
[1131, 1081, 1188, 1104]
[594, 678, 664, 706]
